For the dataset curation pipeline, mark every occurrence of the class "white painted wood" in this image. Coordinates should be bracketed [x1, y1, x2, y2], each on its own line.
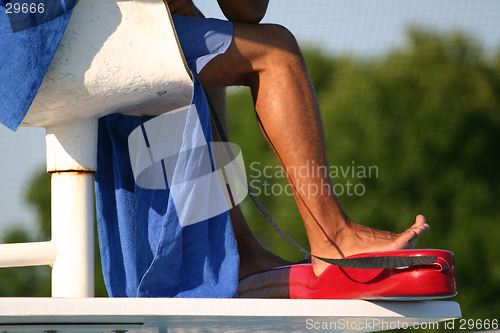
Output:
[0, 242, 57, 268]
[0, 298, 461, 332]
[51, 171, 94, 298]
[21, 0, 193, 128]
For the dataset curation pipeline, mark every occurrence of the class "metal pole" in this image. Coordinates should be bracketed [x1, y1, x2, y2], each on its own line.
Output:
[46, 118, 97, 298]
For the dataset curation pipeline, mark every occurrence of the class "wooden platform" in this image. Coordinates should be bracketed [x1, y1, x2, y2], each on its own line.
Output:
[0, 298, 461, 332]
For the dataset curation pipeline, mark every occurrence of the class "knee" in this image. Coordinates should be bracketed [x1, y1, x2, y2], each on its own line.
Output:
[231, 23, 306, 85]
[263, 24, 302, 58]
[265, 24, 300, 52]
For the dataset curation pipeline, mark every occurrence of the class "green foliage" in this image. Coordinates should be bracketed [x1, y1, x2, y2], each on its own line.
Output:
[0, 228, 51, 297]
[0, 170, 108, 297]
[226, 87, 311, 256]
[1, 26, 498, 324]
[227, 28, 500, 322]
[26, 169, 51, 240]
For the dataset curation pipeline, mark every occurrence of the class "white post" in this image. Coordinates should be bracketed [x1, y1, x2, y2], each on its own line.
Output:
[46, 118, 97, 298]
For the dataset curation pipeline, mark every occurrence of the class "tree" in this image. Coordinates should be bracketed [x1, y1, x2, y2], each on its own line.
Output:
[0, 170, 107, 297]
[1, 26, 498, 326]
[226, 28, 500, 324]
[0, 228, 51, 297]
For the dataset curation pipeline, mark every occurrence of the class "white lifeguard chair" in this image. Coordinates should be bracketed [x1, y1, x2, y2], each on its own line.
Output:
[0, 0, 461, 331]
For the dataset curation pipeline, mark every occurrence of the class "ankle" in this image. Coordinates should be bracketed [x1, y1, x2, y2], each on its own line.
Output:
[309, 210, 350, 242]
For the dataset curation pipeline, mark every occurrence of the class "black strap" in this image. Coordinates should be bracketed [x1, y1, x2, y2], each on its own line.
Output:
[196, 75, 436, 269]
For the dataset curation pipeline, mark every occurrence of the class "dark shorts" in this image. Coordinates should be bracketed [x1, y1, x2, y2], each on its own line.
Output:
[171, 14, 234, 74]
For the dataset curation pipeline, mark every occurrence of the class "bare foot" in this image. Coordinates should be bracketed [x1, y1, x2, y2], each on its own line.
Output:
[311, 215, 430, 276]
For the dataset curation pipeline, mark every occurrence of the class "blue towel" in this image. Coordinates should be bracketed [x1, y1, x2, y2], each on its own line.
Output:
[0, 0, 75, 131]
[96, 15, 239, 298]
[1, 3, 239, 297]
[96, 76, 239, 297]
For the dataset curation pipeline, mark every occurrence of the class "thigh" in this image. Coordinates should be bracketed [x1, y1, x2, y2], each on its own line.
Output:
[197, 22, 299, 88]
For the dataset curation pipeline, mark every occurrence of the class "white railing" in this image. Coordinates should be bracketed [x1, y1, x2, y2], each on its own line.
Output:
[0, 118, 97, 298]
[0, 0, 192, 299]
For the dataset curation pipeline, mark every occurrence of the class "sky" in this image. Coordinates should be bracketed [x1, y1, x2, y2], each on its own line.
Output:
[197, 0, 500, 57]
[0, 0, 499, 238]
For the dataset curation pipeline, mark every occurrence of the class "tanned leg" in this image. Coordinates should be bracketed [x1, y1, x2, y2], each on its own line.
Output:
[198, 23, 429, 276]
[169, 0, 291, 279]
[205, 86, 291, 278]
